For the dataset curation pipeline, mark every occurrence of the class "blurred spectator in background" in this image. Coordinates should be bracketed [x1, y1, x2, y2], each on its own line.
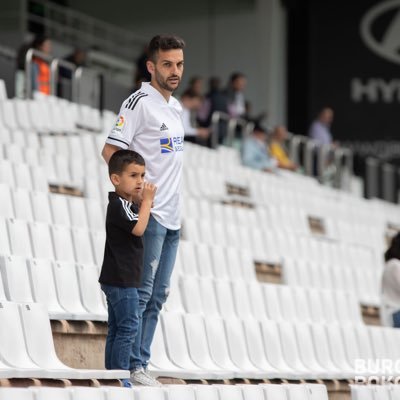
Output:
[269, 125, 298, 171]
[243, 100, 267, 125]
[187, 76, 204, 97]
[134, 45, 151, 90]
[225, 72, 247, 118]
[198, 76, 227, 126]
[31, 35, 52, 95]
[64, 48, 87, 70]
[180, 89, 210, 145]
[308, 107, 334, 146]
[58, 48, 87, 98]
[308, 107, 338, 180]
[241, 124, 277, 172]
[197, 76, 228, 145]
[381, 232, 400, 328]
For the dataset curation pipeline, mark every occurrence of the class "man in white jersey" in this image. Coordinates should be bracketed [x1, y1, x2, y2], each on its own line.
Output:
[101, 34, 185, 386]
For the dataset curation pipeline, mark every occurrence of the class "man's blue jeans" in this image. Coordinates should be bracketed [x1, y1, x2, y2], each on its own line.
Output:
[101, 284, 139, 371]
[131, 215, 180, 370]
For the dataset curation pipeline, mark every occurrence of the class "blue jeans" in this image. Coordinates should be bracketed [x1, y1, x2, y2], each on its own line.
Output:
[101, 284, 139, 371]
[130, 215, 180, 370]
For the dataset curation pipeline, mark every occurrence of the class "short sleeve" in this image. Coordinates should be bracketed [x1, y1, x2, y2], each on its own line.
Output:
[106, 102, 141, 149]
[109, 197, 139, 234]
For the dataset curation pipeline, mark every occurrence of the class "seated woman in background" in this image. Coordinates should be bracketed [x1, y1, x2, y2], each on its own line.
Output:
[269, 126, 298, 171]
[381, 232, 400, 327]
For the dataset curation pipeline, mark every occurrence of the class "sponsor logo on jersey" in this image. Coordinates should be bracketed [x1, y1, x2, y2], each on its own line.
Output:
[160, 136, 184, 153]
[160, 123, 169, 131]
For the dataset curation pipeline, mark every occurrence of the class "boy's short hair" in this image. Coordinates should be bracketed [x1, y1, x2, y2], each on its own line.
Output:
[148, 34, 185, 62]
[108, 150, 145, 176]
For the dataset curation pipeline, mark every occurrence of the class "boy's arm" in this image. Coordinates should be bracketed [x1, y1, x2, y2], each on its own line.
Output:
[132, 182, 157, 236]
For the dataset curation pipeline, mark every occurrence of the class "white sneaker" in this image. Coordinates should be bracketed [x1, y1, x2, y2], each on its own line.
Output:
[130, 368, 162, 386]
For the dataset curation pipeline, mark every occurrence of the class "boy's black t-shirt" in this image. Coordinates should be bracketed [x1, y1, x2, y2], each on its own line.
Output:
[99, 192, 143, 288]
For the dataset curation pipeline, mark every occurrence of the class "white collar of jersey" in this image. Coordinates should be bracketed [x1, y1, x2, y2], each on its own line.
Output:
[140, 81, 177, 106]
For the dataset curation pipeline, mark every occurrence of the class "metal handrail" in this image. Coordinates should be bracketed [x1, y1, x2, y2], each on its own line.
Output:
[210, 111, 230, 149]
[288, 134, 308, 166]
[50, 58, 76, 97]
[304, 139, 318, 176]
[317, 143, 334, 179]
[26, 0, 146, 61]
[25, 48, 53, 99]
[74, 66, 102, 108]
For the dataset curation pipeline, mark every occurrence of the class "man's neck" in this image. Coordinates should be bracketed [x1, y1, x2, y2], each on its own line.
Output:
[150, 81, 172, 102]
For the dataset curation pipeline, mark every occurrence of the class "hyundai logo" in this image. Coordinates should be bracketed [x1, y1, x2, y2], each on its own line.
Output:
[360, 0, 400, 64]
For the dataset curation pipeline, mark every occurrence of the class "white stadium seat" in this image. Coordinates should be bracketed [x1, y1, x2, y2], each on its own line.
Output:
[0, 255, 34, 303]
[27, 258, 68, 319]
[7, 218, 32, 257]
[0, 388, 34, 400]
[30, 387, 71, 400]
[101, 387, 135, 400]
[19, 302, 128, 380]
[260, 384, 287, 400]
[49, 194, 71, 226]
[165, 385, 196, 400]
[182, 313, 234, 379]
[132, 387, 165, 400]
[71, 227, 95, 264]
[0, 183, 14, 218]
[28, 221, 55, 260]
[51, 224, 75, 262]
[75, 263, 107, 320]
[30, 190, 53, 223]
[161, 312, 222, 379]
[52, 261, 93, 320]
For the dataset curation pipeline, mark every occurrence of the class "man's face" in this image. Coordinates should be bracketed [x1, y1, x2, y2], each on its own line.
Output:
[147, 49, 184, 93]
[320, 108, 334, 125]
[233, 76, 246, 91]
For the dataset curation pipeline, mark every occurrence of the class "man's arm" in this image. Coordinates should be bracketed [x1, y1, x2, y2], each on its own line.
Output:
[102, 143, 121, 164]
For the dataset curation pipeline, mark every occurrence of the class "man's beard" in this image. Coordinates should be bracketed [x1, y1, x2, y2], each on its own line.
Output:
[155, 70, 180, 92]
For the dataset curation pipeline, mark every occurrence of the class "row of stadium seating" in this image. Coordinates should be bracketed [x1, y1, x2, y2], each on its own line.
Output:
[0, 80, 399, 395]
[0, 383, 329, 400]
[147, 310, 400, 380]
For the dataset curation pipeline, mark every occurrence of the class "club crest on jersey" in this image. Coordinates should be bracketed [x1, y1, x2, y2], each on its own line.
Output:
[160, 136, 183, 153]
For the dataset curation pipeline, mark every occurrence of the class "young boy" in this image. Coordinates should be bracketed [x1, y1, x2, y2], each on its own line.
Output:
[99, 149, 157, 388]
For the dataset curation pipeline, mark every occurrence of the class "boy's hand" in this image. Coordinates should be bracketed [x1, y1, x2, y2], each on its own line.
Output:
[142, 182, 157, 204]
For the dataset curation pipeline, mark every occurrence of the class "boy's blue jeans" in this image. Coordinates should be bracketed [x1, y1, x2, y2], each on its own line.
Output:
[101, 284, 139, 371]
[131, 214, 180, 370]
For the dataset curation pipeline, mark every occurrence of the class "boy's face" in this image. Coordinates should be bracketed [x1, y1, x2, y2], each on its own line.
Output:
[111, 163, 145, 201]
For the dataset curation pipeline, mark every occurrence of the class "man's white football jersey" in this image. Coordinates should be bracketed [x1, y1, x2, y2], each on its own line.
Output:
[106, 82, 184, 230]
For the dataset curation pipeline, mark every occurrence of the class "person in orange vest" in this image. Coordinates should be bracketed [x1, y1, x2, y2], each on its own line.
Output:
[31, 35, 52, 95]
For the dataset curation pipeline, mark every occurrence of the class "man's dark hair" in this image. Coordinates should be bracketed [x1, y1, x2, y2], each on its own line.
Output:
[31, 34, 50, 50]
[181, 89, 200, 100]
[229, 72, 245, 84]
[108, 150, 145, 176]
[385, 232, 400, 262]
[147, 34, 185, 62]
